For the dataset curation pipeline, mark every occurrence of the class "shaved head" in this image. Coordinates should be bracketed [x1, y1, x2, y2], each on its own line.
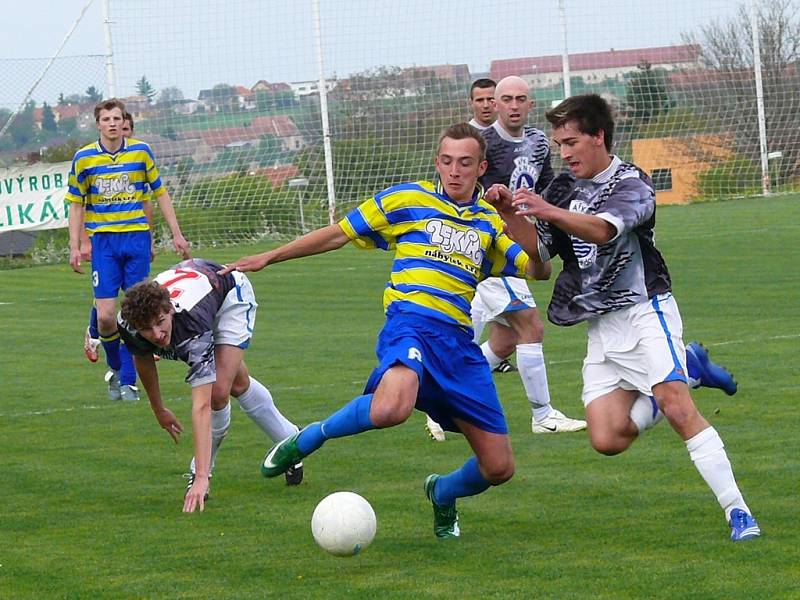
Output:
[494, 76, 533, 135]
[495, 75, 529, 97]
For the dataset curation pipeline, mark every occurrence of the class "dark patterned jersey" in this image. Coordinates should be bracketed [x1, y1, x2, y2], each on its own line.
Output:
[118, 259, 237, 386]
[537, 157, 672, 326]
[480, 122, 555, 193]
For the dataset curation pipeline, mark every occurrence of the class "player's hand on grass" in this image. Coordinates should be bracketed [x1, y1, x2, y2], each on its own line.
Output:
[150, 241, 156, 263]
[183, 476, 207, 513]
[69, 248, 85, 274]
[218, 254, 268, 275]
[155, 408, 183, 443]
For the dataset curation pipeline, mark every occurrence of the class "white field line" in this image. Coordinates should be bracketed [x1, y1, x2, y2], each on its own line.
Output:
[4, 334, 796, 418]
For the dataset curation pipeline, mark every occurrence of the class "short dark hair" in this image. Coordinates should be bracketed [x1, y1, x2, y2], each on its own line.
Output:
[469, 78, 496, 99]
[437, 122, 487, 162]
[123, 110, 135, 130]
[545, 94, 615, 151]
[94, 98, 126, 121]
[121, 280, 172, 331]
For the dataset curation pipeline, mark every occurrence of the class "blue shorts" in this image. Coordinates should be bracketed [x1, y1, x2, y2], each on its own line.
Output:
[90, 231, 151, 299]
[363, 310, 508, 434]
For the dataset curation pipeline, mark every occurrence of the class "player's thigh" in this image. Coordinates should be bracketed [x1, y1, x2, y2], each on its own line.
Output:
[453, 417, 514, 483]
[212, 344, 245, 405]
[504, 306, 544, 342]
[371, 365, 419, 426]
[584, 388, 638, 435]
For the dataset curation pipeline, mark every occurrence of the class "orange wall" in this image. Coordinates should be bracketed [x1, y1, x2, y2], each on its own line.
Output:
[632, 136, 731, 204]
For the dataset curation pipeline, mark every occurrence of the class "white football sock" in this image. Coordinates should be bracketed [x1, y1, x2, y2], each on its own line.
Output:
[472, 313, 487, 343]
[480, 341, 504, 370]
[629, 394, 664, 433]
[686, 426, 750, 520]
[236, 376, 298, 442]
[516, 343, 554, 422]
[190, 401, 231, 475]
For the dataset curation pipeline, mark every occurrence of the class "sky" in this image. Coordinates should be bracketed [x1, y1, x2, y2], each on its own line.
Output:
[1, 0, 748, 110]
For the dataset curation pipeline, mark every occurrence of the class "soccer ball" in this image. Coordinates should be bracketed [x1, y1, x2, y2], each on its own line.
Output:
[311, 491, 377, 557]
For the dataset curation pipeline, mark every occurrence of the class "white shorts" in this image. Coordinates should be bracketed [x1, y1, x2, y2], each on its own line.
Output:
[581, 293, 687, 406]
[214, 271, 258, 348]
[472, 277, 536, 326]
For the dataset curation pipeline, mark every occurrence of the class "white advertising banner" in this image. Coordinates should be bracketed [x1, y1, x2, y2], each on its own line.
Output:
[0, 162, 72, 233]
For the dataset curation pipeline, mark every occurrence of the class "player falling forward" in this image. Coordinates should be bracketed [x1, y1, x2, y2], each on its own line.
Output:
[221, 123, 550, 538]
[119, 259, 303, 512]
[67, 99, 190, 403]
[511, 94, 759, 541]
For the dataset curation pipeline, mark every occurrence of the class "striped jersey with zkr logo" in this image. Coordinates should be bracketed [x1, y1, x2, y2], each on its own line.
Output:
[65, 136, 165, 235]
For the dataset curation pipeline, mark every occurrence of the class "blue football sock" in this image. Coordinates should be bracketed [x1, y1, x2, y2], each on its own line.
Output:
[88, 306, 99, 339]
[686, 348, 700, 380]
[296, 394, 374, 455]
[119, 343, 136, 386]
[433, 456, 491, 506]
[100, 332, 122, 372]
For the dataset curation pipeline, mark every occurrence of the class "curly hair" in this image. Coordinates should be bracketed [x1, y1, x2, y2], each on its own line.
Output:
[121, 280, 172, 331]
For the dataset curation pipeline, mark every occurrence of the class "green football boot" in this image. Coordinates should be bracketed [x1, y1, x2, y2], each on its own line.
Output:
[261, 430, 308, 478]
[424, 474, 460, 538]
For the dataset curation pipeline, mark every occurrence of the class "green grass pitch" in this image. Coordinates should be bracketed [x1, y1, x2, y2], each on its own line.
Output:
[1, 195, 798, 599]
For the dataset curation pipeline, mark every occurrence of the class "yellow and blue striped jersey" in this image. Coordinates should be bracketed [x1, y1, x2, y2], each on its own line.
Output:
[65, 137, 165, 235]
[339, 180, 530, 330]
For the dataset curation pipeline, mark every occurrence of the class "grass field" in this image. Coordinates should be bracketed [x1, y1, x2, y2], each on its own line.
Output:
[1, 195, 799, 599]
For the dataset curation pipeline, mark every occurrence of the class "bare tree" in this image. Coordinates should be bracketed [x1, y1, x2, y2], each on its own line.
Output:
[680, 0, 800, 187]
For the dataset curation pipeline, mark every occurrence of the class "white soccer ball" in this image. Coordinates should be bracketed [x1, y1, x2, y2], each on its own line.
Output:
[311, 491, 377, 557]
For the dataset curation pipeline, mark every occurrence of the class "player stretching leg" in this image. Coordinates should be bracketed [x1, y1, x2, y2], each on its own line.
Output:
[223, 124, 551, 538]
[513, 94, 759, 541]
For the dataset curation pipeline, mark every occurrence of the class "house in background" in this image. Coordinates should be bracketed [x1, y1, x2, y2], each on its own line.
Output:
[491, 44, 702, 89]
[632, 135, 732, 204]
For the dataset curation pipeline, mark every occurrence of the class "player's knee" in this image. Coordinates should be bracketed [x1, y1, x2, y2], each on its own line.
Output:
[589, 430, 629, 456]
[657, 387, 698, 428]
[492, 338, 516, 358]
[480, 455, 515, 484]
[369, 396, 414, 428]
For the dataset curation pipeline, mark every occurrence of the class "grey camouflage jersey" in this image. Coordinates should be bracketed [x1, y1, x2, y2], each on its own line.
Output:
[537, 157, 672, 326]
[118, 259, 238, 387]
[480, 121, 555, 193]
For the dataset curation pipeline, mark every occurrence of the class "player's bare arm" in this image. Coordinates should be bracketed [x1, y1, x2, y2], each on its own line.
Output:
[68, 203, 86, 274]
[512, 188, 616, 244]
[134, 354, 183, 443]
[220, 223, 350, 274]
[143, 201, 156, 262]
[184, 383, 213, 513]
[155, 191, 191, 259]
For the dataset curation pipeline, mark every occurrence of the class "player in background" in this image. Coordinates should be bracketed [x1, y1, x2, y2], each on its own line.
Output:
[120, 259, 304, 512]
[221, 123, 551, 539]
[426, 76, 585, 442]
[81, 113, 156, 400]
[512, 94, 759, 541]
[467, 77, 496, 132]
[67, 99, 190, 402]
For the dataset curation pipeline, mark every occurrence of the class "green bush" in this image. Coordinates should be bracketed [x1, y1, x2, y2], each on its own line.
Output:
[696, 156, 762, 199]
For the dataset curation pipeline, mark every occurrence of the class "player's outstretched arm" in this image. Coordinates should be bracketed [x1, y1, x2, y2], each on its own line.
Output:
[219, 223, 349, 274]
[134, 354, 183, 443]
[184, 383, 212, 513]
